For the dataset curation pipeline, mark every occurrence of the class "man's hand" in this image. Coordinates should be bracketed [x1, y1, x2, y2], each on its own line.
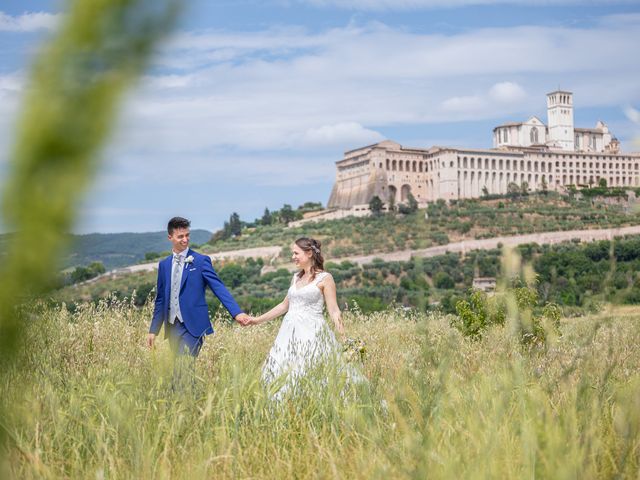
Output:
[147, 333, 156, 349]
[235, 313, 252, 326]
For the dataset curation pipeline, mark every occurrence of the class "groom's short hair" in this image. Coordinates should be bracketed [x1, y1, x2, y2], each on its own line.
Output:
[168, 217, 191, 235]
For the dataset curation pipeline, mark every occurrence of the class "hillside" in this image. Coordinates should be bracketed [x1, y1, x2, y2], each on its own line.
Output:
[50, 192, 640, 313]
[54, 234, 640, 319]
[204, 192, 640, 260]
[0, 229, 212, 270]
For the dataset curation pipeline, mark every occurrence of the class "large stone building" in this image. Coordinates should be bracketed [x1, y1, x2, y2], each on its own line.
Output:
[328, 90, 639, 210]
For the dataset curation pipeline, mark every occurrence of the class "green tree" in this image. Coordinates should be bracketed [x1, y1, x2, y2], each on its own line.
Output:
[298, 201, 323, 212]
[69, 261, 105, 284]
[280, 204, 296, 224]
[369, 195, 384, 216]
[229, 212, 242, 237]
[261, 207, 273, 225]
[398, 193, 418, 214]
[434, 271, 455, 289]
[407, 192, 419, 213]
[599, 178, 607, 188]
[507, 182, 521, 200]
[218, 263, 246, 288]
[388, 194, 396, 214]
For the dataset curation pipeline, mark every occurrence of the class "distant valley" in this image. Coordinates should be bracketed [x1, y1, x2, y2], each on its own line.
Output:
[0, 229, 212, 270]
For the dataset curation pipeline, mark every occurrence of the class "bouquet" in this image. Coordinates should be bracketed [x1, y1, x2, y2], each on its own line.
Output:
[343, 337, 366, 363]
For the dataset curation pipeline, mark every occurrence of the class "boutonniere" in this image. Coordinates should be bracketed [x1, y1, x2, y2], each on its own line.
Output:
[185, 255, 194, 264]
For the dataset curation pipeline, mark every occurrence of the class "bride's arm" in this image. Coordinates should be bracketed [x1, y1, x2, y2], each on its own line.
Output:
[250, 296, 289, 325]
[320, 274, 345, 339]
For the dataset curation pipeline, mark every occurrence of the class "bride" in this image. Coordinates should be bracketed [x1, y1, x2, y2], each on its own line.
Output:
[247, 237, 359, 397]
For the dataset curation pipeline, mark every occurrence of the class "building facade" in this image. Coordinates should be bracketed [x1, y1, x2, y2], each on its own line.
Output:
[328, 90, 639, 209]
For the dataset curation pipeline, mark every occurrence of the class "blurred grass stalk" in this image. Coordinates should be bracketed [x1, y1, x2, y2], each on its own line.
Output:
[0, 0, 181, 444]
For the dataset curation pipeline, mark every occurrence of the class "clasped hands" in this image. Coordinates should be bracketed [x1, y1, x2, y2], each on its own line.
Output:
[235, 313, 259, 326]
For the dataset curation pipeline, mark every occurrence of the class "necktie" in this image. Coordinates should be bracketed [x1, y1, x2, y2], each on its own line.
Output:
[170, 254, 183, 324]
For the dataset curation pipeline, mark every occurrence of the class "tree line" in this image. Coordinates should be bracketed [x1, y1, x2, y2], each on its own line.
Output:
[209, 202, 323, 244]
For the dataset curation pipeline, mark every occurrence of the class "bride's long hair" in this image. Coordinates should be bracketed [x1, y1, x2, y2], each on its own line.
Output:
[295, 237, 324, 280]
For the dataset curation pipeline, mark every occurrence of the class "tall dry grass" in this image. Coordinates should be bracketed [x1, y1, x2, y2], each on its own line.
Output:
[2, 299, 638, 479]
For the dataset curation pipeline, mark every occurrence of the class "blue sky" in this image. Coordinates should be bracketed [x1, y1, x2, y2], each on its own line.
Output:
[1, 0, 639, 233]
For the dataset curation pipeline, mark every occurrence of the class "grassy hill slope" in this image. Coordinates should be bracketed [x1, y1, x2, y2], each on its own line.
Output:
[204, 192, 640, 260]
[55, 235, 640, 318]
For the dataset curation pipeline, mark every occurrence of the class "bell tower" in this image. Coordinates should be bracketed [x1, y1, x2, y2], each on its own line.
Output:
[547, 90, 574, 151]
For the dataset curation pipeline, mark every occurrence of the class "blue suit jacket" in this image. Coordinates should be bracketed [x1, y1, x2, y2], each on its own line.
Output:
[149, 249, 243, 338]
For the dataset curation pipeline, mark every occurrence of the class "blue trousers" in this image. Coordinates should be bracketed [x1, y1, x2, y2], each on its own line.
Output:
[166, 318, 204, 357]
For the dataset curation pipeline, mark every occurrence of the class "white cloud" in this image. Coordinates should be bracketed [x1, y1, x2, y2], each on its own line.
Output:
[98, 148, 336, 191]
[489, 81, 526, 103]
[625, 106, 640, 124]
[302, 122, 384, 147]
[0, 73, 24, 165]
[441, 82, 526, 115]
[441, 95, 487, 113]
[296, 0, 637, 10]
[0, 11, 60, 32]
[105, 15, 640, 157]
[0, 72, 23, 93]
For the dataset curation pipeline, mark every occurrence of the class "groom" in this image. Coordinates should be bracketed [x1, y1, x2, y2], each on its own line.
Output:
[147, 216, 251, 357]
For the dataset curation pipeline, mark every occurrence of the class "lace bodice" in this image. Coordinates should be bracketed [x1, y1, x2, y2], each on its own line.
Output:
[287, 271, 329, 318]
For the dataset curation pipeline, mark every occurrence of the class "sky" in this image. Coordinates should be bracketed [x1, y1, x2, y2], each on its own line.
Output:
[1, 0, 640, 233]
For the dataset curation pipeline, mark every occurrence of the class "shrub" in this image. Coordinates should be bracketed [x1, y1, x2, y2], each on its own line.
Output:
[434, 271, 455, 289]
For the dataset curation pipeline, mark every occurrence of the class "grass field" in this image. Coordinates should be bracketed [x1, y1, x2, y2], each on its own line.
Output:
[2, 300, 639, 479]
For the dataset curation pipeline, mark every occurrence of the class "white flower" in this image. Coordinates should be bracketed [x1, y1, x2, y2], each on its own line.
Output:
[185, 255, 194, 264]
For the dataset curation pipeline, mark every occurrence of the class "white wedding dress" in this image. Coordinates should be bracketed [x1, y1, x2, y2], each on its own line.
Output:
[262, 272, 361, 398]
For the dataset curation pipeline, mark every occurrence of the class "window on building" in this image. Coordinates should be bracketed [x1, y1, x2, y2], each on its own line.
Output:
[530, 127, 539, 144]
